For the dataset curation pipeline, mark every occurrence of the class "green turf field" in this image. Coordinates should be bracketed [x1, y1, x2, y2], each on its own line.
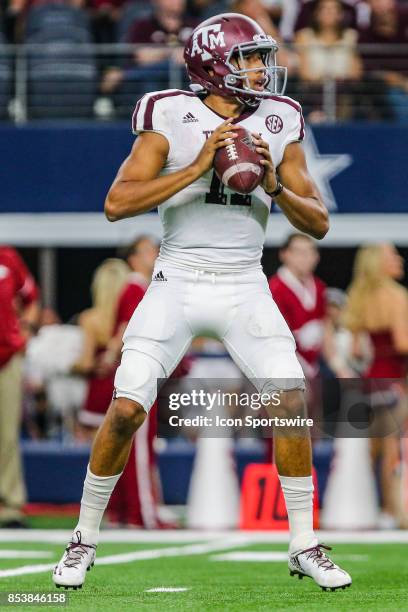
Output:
[0, 534, 407, 611]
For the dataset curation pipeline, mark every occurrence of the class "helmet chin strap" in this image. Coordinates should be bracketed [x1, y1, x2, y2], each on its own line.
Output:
[237, 95, 261, 108]
[224, 73, 262, 107]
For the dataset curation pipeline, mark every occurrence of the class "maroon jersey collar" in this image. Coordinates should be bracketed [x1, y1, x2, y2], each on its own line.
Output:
[199, 97, 259, 124]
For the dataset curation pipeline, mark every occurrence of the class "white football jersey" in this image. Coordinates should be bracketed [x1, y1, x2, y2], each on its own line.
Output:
[132, 89, 304, 272]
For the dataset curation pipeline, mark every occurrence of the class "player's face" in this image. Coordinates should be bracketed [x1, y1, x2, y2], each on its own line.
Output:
[380, 243, 404, 280]
[281, 238, 320, 277]
[231, 51, 267, 92]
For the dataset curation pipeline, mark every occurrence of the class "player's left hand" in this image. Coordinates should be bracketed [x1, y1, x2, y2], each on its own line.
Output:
[252, 133, 278, 193]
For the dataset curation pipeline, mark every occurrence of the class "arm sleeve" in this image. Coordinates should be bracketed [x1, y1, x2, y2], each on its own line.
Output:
[284, 103, 305, 147]
[131, 93, 172, 142]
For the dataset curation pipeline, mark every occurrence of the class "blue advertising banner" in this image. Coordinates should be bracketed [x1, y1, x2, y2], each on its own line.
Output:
[0, 122, 407, 215]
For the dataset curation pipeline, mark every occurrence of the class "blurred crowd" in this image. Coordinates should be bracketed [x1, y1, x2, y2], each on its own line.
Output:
[0, 0, 408, 120]
[1, 237, 407, 527]
[0, 237, 184, 528]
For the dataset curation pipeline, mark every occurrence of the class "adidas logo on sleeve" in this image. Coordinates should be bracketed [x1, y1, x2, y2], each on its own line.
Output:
[182, 112, 199, 123]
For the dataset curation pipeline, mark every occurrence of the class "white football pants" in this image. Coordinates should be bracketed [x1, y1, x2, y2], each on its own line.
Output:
[114, 261, 305, 411]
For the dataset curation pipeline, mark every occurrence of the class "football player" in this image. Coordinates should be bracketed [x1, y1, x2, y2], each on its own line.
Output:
[53, 13, 351, 592]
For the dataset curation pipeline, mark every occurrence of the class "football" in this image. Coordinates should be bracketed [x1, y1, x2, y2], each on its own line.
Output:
[213, 126, 265, 195]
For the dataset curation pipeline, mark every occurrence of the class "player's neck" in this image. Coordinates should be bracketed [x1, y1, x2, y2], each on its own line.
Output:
[203, 94, 245, 119]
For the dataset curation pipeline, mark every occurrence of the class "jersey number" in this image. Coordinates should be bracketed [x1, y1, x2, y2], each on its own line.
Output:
[205, 172, 252, 207]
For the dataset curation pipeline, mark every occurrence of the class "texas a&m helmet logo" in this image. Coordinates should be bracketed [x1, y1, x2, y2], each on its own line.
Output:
[190, 23, 226, 61]
[266, 114, 283, 134]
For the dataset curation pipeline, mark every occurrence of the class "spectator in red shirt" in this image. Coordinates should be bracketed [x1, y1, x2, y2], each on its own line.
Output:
[103, 236, 168, 528]
[106, 236, 189, 527]
[268, 233, 350, 379]
[265, 234, 350, 462]
[0, 246, 39, 527]
[115, 236, 158, 334]
[268, 233, 327, 379]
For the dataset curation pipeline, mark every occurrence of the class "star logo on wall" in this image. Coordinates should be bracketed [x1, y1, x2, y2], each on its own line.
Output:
[303, 129, 353, 211]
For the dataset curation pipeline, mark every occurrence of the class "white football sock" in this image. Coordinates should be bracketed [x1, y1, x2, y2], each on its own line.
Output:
[73, 465, 122, 545]
[279, 475, 317, 553]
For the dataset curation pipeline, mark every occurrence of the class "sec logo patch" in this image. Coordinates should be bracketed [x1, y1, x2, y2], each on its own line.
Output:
[265, 115, 283, 134]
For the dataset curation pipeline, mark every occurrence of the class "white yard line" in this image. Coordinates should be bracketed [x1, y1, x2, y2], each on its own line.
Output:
[0, 563, 56, 578]
[0, 551, 53, 559]
[96, 537, 251, 566]
[1, 529, 408, 544]
[0, 530, 216, 544]
[212, 552, 288, 562]
[0, 536, 248, 579]
[145, 587, 190, 593]
[211, 552, 369, 562]
[243, 531, 408, 544]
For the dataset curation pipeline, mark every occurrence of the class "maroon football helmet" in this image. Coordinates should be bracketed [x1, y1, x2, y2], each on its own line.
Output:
[184, 13, 287, 107]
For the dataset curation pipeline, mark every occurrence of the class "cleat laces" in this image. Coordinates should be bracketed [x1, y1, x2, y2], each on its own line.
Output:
[300, 544, 337, 572]
[62, 531, 96, 570]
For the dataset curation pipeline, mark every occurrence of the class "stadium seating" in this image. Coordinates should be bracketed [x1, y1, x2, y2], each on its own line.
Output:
[25, 5, 97, 118]
[25, 4, 91, 39]
[116, 2, 153, 42]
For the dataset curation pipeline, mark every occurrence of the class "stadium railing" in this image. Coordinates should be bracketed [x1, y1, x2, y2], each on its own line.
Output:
[0, 43, 407, 123]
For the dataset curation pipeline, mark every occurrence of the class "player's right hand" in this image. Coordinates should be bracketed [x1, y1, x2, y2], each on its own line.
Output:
[190, 118, 239, 177]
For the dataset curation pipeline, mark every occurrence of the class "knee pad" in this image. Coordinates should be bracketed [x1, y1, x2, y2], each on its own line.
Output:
[260, 381, 307, 420]
[256, 350, 306, 394]
[247, 333, 306, 392]
[114, 349, 165, 412]
[260, 377, 306, 395]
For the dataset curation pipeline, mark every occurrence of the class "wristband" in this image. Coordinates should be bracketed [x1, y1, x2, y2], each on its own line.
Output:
[267, 179, 284, 198]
